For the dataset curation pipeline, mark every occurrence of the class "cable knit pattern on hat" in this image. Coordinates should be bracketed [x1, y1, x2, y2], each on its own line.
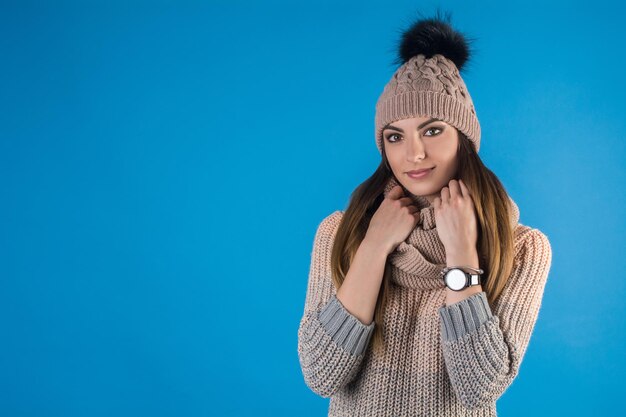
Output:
[374, 54, 481, 155]
[297, 178, 552, 416]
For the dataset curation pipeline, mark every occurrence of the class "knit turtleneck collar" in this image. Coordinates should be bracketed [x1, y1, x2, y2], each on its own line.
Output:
[381, 176, 520, 290]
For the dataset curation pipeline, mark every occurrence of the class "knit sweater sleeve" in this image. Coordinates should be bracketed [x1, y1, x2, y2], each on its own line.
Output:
[297, 211, 376, 398]
[437, 228, 553, 409]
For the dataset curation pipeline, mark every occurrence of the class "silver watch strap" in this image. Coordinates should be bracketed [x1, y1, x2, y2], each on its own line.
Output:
[440, 265, 484, 276]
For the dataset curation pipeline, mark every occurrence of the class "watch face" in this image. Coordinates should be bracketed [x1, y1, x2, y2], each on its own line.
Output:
[445, 269, 467, 291]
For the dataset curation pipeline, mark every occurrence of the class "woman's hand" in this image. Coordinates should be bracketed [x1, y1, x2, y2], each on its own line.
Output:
[433, 179, 478, 257]
[365, 185, 420, 255]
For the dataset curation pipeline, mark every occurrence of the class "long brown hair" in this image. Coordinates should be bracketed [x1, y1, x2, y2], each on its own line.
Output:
[330, 131, 516, 357]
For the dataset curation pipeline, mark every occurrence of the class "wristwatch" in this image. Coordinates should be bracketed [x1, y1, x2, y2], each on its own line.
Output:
[440, 266, 483, 291]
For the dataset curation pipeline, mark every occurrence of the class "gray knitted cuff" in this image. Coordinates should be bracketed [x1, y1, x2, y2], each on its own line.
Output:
[318, 294, 376, 356]
[439, 291, 494, 342]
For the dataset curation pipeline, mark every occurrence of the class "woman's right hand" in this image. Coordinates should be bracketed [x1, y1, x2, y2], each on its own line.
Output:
[365, 185, 420, 255]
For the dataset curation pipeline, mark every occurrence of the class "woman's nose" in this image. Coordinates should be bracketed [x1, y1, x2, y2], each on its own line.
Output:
[406, 135, 426, 161]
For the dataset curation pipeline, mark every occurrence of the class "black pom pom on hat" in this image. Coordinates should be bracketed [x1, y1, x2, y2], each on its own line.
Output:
[392, 9, 476, 73]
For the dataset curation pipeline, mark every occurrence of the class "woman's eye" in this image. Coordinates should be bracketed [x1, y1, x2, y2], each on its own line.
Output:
[424, 127, 442, 136]
[385, 133, 400, 143]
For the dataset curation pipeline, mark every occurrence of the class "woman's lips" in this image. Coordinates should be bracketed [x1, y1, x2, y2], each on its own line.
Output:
[406, 167, 434, 179]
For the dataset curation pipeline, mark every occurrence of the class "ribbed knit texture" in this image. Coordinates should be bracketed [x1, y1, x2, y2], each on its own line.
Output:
[374, 53, 481, 154]
[297, 177, 553, 416]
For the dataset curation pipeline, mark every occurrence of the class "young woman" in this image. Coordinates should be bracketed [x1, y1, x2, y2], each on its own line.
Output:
[297, 11, 553, 417]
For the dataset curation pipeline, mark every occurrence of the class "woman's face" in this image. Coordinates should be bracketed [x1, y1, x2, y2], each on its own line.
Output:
[382, 115, 459, 204]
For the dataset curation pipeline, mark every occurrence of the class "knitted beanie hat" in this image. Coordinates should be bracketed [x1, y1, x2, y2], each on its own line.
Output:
[374, 13, 481, 154]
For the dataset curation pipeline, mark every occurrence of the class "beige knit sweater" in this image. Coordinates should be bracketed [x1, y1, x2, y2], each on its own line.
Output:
[297, 178, 553, 416]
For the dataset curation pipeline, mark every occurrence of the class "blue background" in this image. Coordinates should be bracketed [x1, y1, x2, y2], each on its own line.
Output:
[1, 0, 624, 415]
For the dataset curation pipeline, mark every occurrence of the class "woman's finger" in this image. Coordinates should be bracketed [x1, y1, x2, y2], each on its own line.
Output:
[440, 186, 450, 204]
[458, 179, 469, 197]
[448, 180, 461, 200]
[398, 196, 415, 206]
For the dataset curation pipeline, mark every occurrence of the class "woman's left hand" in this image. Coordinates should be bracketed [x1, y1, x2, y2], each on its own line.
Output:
[433, 179, 478, 257]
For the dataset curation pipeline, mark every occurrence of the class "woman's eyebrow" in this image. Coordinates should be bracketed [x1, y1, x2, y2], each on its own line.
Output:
[383, 117, 440, 132]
